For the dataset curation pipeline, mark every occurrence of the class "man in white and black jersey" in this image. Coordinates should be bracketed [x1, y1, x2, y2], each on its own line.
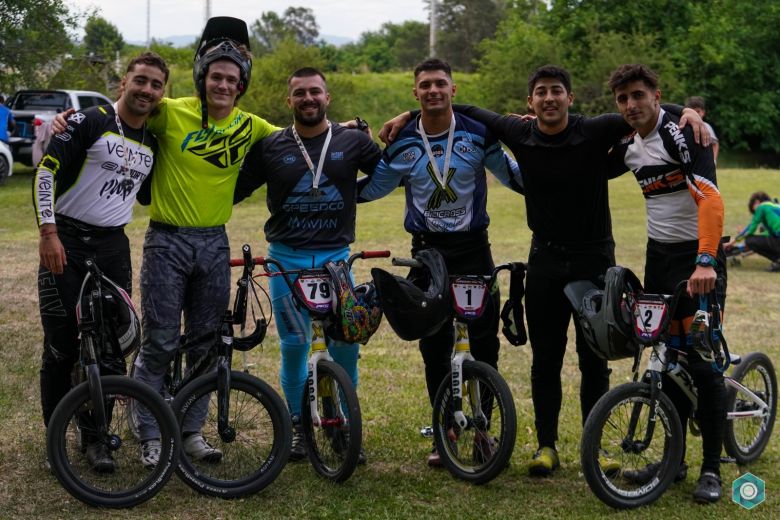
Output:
[34, 52, 168, 472]
[607, 64, 727, 504]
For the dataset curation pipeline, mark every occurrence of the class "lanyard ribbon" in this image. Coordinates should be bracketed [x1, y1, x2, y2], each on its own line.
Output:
[292, 121, 332, 193]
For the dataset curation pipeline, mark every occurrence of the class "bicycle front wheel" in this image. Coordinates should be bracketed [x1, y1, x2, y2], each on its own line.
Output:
[46, 375, 179, 508]
[432, 360, 516, 484]
[724, 352, 777, 464]
[581, 382, 683, 509]
[172, 371, 291, 498]
[301, 359, 362, 482]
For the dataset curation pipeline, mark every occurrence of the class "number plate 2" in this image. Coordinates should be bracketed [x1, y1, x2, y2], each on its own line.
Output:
[294, 275, 333, 314]
[451, 277, 488, 319]
[633, 298, 668, 342]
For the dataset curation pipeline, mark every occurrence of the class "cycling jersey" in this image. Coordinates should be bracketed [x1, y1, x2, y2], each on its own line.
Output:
[736, 201, 780, 239]
[33, 105, 156, 228]
[358, 113, 521, 233]
[235, 123, 381, 248]
[609, 108, 724, 256]
[145, 97, 279, 227]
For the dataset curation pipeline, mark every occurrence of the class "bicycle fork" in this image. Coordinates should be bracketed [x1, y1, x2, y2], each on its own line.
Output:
[217, 312, 236, 442]
[625, 346, 669, 453]
[451, 322, 484, 430]
[306, 319, 346, 428]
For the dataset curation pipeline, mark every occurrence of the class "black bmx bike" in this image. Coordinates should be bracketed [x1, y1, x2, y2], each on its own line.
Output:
[46, 259, 180, 508]
[128, 244, 291, 498]
[570, 274, 777, 509]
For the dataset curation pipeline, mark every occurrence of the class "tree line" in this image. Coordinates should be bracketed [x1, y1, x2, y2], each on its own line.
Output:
[2, 0, 778, 155]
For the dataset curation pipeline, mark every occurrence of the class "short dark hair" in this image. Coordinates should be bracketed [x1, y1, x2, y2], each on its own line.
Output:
[126, 51, 169, 83]
[527, 65, 571, 96]
[608, 64, 659, 93]
[287, 67, 327, 90]
[748, 191, 771, 213]
[685, 96, 706, 110]
[414, 58, 452, 80]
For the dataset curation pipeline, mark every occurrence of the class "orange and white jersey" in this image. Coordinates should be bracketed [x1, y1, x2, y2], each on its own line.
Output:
[610, 109, 724, 256]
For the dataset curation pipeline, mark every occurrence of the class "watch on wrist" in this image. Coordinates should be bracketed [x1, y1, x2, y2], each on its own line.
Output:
[695, 253, 717, 267]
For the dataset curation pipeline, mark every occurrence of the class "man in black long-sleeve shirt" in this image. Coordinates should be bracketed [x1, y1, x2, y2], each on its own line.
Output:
[380, 64, 705, 476]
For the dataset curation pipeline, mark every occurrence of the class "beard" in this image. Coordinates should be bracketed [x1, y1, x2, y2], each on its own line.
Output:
[293, 102, 327, 127]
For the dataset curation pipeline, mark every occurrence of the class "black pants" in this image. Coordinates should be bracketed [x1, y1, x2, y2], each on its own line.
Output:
[645, 238, 727, 475]
[38, 218, 131, 426]
[410, 231, 500, 407]
[746, 234, 780, 263]
[525, 237, 614, 448]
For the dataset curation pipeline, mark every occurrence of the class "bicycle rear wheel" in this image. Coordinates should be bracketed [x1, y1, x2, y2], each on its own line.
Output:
[46, 375, 179, 508]
[724, 352, 777, 464]
[301, 359, 362, 482]
[580, 382, 683, 509]
[432, 360, 516, 484]
[172, 371, 291, 498]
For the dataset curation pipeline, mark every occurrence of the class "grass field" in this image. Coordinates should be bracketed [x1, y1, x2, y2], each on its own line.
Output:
[0, 166, 777, 519]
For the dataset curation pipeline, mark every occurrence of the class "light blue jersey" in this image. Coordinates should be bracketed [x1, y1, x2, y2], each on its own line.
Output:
[359, 113, 522, 233]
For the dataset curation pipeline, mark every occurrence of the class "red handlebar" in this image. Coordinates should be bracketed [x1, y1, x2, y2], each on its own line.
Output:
[229, 256, 266, 267]
[359, 250, 391, 259]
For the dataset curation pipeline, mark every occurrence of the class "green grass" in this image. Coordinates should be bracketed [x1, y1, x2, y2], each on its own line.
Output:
[0, 167, 778, 518]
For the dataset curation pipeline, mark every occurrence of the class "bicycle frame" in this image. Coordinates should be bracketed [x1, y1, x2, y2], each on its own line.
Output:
[261, 250, 390, 428]
[393, 258, 525, 428]
[75, 259, 122, 450]
[626, 281, 770, 453]
[161, 244, 269, 442]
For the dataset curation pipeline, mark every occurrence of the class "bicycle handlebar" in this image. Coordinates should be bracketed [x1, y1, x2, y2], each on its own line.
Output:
[349, 250, 391, 266]
[392, 257, 526, 285]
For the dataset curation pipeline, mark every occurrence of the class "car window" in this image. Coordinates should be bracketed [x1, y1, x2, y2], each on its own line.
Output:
[13, 92, 70, 112]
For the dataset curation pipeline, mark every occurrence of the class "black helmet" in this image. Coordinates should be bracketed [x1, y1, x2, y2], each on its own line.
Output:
[193, 17, 252, 128]
[77, 274, 141, 358]
[371, 249, 452, 341]
[324, 261, 383, 345]
[564, 266, 643, 360]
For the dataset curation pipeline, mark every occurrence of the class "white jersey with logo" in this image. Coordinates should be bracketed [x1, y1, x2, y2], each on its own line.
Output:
[33, 105, 156, 227]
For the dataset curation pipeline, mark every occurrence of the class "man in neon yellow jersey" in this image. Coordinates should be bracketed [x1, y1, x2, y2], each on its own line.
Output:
[131, 17, 279, 467]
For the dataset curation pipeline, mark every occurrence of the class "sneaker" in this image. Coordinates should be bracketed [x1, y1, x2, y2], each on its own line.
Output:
[529, 446, 559, 476]
[85, 442, 115, 473]
[289, 417, 306, 462]
[183, 433, 223, 463]
[427, 445, 443, 468]
[623, 461, 688, 485]
[140, 438, 161, 469]
[693, 472, 722, 504]
[598, 449, 620, 476]
[768, 261, 780, 273]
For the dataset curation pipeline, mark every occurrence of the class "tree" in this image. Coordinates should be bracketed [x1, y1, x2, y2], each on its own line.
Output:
[336, 21, 428, 73]
[433, 0, 507, 71]
[83, 15, 124, 58]
[250, 7, 319, 55]
[0, 0, 78, 91]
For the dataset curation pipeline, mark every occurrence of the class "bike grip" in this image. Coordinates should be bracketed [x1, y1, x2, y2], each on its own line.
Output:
[360, 250, 391, 259]
[392, 257, 423, 268]
[229, 256, 266, 267]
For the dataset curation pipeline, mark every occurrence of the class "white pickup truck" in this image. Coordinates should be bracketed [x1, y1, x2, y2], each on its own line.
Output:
[7, 89, 113, 167]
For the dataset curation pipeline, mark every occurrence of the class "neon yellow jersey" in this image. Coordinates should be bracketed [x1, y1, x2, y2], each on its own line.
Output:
[146, 97, 279, 227]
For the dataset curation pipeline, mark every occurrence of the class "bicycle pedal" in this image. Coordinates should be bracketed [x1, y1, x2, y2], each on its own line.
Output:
[721, 456, 736, 464]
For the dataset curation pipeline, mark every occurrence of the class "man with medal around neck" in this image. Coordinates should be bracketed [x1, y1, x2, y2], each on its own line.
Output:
[356, 58, 523, 467]
[32, 52, 168, 471]
[234, 67, 382, 463]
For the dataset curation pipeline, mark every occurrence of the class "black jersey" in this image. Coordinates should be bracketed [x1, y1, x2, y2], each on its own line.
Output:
[235, 122, 381, 249]
[454, 105, 632, 245]
[33, 104, 157, 227]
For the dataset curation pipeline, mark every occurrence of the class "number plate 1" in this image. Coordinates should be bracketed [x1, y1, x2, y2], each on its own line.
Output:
[452, 278, 488, 319]
[633, 298, 668, 342]
[294, 275, 333, 314]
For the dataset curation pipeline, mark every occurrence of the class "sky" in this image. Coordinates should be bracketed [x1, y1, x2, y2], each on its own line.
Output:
[66, 0, 430, 43]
